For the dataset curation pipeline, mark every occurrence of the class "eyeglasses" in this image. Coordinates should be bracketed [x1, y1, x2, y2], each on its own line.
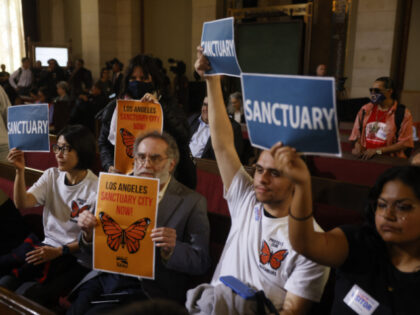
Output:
[134, 153, 168, 166]
[374, 200, 416, 221]
[52, 144, 72, 155]
[369, 88, 387, 94]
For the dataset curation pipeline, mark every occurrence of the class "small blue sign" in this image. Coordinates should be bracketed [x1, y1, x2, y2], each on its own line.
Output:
[201, 17, 242, 77]
[241, 74, 341, 156]
[8, 104, 50, 152]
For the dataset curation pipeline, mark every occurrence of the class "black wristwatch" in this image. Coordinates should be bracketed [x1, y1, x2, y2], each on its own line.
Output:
[62, 245, 70, 256]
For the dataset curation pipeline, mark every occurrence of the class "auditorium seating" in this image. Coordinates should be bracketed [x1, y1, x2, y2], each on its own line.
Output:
[0, 156, 377, 313]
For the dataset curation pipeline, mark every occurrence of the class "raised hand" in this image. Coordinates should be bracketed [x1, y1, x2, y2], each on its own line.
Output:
[269, 142, 310, 186]
[7, 148, 25, 171]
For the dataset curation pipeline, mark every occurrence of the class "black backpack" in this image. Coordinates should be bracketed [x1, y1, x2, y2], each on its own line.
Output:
[358, 104, 412, 156]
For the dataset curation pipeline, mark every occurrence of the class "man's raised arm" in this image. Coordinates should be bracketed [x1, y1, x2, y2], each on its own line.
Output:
[195, 48, 242, 190]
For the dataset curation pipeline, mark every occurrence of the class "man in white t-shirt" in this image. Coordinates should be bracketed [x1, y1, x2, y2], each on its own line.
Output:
[186, 50, 329, 314]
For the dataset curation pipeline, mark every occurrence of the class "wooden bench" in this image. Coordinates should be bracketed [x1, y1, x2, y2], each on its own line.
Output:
[306, 152, 408, 186]
[0, 287, 55, 315]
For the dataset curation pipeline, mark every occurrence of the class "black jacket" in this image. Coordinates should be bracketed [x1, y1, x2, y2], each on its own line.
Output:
[188, 113, 244, 160]
[97, 94, 196, 189]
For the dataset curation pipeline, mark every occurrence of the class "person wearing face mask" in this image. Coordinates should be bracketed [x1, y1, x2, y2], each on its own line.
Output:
[97, 54, 196, 189]
[349, 77, 414, 159]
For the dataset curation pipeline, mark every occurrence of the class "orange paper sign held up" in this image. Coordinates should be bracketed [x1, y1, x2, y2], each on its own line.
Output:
[93, 173, 159, 279]
[115, 100, 163, 174]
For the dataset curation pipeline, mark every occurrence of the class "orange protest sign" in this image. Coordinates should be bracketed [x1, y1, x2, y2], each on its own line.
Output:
[93, 173, 159, 279]
[115, 100, 163, 174]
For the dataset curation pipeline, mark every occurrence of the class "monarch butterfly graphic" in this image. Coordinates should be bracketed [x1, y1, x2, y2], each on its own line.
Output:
[259, 240, 288, 270]
[70, 201, 91, 218]
[99, 212, 150, 254]
[120, 128, 135, 158]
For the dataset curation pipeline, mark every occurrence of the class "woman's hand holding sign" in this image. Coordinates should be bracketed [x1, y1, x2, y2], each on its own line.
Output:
[78, 211, 98, 242]
[269, 142, 310, 186]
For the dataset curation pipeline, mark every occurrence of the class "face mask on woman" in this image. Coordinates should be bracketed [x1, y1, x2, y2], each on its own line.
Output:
[127, 81, 154, 99]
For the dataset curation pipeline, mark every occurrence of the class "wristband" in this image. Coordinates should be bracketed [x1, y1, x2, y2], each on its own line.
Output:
[288, 209, 313, 221]
[62, 245, 70, 256]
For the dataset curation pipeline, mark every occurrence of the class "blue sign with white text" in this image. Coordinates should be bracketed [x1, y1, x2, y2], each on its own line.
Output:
[8, 104, 50, 152]
[241, 74, 341, 156]
[201, 17, 242, 77]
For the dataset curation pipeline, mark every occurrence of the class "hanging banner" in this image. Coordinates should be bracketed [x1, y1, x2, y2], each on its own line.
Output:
[114, 100, 163, 174]
[201, 17, 242, 77]
[7, 104, 50, 152]
[93, 172, 159, 279]
[241, 73, 341, 156]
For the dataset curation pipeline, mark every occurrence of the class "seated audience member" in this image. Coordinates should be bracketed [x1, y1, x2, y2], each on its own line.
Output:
[410, 148, 420, 166]
[227, 91, 245, 123]
[39, 59, 66, 98]
[2, 125, 97, 307]
[0, 64, 10, 86]
[32, 60, 42, 87]
[110, 58, 124, 97]
[98, 54, 196, 189]
[55, 81, 70, 103]
[189, 96, 243, 160]
[349, 77, 413, 159]
[8, 57, 33, 96]
[68, 59, 93, 102]
[29, 87, 39, 103]
[69, 82, 107, 133]
[96, 67, 113, 98]
[0, 85, 11, 161]
[281, 147, 420, 314]
[186, 49, 329, 314]
[67, 131, 210, 314]
[316, 64, 327, 77]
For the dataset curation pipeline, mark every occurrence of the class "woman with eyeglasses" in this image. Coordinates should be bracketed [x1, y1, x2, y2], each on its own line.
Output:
[349, 77, 414, 159]
[97, 54, 196, 189]
[270, 142, 420, 314]
[3, 124, 97, 307]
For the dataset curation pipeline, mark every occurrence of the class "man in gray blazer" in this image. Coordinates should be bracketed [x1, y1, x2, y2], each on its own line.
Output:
[67, 131, 210, 314]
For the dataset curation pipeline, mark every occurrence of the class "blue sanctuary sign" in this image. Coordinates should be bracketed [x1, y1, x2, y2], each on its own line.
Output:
[201, 17, 241, 77]
[241, 73, 341, 156]
[8, 104, 50, 152]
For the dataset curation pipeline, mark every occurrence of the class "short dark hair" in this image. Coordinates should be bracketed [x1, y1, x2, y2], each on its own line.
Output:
[38, 86, 50, 102]
[21, 57, 30, 63]
[364, 166, 420, 228]
[133, 131, 179, 170]
[375, 76, 396, 99]
[122, 55, 164, 98]
[57, 125, 96, 170]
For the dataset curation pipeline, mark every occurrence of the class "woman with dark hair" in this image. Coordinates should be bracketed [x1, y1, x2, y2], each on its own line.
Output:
[271, 142, 420, 314]
[3, 125, 98, 307]
[349, 76, 414, 159]
[98, 54, 196, 189]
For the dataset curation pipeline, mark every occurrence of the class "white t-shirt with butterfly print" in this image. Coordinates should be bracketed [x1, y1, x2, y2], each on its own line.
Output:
[211, 166, 329, 310]
[28, 168, 98, 249]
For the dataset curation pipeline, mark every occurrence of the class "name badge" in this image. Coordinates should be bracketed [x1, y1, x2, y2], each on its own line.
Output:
[254, 205, 262, 221]
[343, 284, 379, 315]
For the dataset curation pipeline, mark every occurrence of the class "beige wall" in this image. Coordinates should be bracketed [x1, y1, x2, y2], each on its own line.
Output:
[346, 0, 398, 98]
[144, 0, 193, 82]
[403, 0, 420, 91]
[401, 0, 420, 121]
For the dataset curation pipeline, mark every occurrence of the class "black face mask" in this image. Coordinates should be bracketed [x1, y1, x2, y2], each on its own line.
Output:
[127, 81, 154, 99]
